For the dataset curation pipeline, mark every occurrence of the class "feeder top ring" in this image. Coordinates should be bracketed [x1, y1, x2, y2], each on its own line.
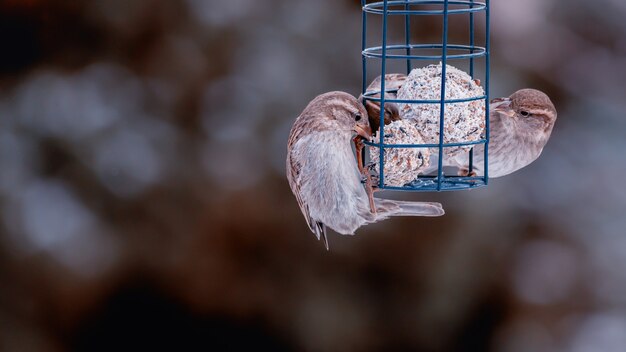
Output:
[363, 1, 487, 16]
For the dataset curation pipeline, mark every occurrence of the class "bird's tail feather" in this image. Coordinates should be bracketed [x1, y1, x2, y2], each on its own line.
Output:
[374, 197, 445, 217]
[314, 221, 330, 250]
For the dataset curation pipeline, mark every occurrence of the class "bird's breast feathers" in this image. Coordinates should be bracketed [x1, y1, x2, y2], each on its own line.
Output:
[292, 131, 369, 227]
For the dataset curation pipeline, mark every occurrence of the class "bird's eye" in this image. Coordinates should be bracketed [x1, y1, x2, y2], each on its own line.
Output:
[520, 110, 530, 117]
[355, 114, 362, 121]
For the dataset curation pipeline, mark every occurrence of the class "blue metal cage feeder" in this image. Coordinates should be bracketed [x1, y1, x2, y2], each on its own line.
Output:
[361, 0, 490, 192]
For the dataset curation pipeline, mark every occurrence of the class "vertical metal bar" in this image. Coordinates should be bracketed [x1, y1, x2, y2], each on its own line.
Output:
[361, 0, 369, 171]
[404, 1, 412, 74]
[379, 0, 389, 188]
[362, 0, 368, 94]
[437, 0, 449, 191]
[468, 0, 475, 174]
[484, 0, 490, 183]
[469, 0, 475, 77]
[468, 148, 474, 177]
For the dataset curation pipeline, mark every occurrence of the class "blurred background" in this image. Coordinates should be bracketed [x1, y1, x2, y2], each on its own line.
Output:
[1, 0, 626, 351]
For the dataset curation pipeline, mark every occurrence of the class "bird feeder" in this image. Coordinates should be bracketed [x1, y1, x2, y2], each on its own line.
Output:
[361, 0, 490, 191]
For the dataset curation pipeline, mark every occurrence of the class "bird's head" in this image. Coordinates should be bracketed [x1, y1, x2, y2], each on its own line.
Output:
[314, 91, 372, 140]
[493, 88, 557, 135]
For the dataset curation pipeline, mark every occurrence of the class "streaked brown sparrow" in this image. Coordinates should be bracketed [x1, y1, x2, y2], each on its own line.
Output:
[286, 91, 445, 249]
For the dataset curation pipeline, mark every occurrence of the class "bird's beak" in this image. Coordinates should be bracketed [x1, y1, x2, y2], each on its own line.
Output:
[354, 122, 372, 141]
[492, 98, 515, 117]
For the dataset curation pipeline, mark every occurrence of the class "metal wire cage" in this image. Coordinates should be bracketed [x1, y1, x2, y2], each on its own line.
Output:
[361, 0, 490, 192]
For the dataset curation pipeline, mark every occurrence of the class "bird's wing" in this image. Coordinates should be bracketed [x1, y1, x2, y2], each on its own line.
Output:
[287, 154, 330, 249]
[287, 143, 328, 236]
[286, 151, 313, 228]
[286, 136, 330, 248]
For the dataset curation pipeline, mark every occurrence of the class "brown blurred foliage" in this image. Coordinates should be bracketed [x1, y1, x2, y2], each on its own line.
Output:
[1, 0, 626, 351]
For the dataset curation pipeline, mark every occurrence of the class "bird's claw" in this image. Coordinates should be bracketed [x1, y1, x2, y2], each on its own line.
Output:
[361, 175, 380, 189]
